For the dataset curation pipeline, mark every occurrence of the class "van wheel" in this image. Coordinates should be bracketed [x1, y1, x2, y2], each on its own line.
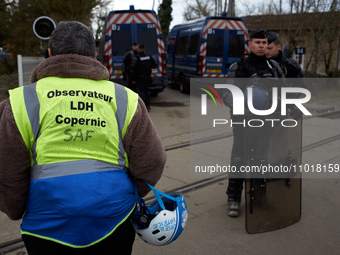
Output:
[179, 77, 189, 94]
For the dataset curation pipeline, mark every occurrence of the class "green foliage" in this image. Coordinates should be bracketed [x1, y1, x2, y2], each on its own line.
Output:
[0, 57, 16, 75]
[0, 1, 13, 46]
[183, 0, 213, 21]
[158, 0, 172, 40]
[3, 0, 108, 56]
[0, 72, 18, 102]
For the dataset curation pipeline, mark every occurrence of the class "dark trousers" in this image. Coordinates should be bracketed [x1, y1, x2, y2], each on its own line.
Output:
[227, 125, 245, 201]
[22, 217, 135, 255]
[127, 78, 137, 93]
[136, 76, 151, 110]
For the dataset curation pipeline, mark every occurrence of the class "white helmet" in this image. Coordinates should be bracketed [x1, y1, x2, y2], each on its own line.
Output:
[131, 183, 188, 246]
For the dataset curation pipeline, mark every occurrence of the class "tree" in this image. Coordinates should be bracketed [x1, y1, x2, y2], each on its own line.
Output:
[278, 0, 340, 74]
[183, 0, 239, 21]
[6, 0, 109, 56]
[0, 0, 14, 46]
[227, 0, 235, 16]
[158, 0, 172, 40]
[183, 0, 214, 21]
[92, 2, 110, 42]
[243, 0, 339, 75]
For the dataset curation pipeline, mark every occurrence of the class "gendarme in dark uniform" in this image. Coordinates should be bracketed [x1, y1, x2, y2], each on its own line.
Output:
[266, 31, 304, 78]
[222, 29, 285, 218]
[130, 44, 157, 111]
[123, 42, 140, 92]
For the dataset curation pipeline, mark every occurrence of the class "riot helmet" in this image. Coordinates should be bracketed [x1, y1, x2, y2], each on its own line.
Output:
[244, 85, 269, 110]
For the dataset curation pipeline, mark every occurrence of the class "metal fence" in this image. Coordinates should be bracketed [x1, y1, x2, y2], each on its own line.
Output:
[17, 55, 45, 86]
[0, 55, 44, 102]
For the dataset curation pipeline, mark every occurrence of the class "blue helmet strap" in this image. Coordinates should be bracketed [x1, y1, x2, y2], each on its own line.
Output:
[145, 182, 177, 210]
[133, 180, 177, 212]
[132, 181, 141, 204]
[132, 181, 148, 214]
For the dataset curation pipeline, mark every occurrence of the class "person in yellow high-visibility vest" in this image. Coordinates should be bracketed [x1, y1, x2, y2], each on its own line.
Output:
[0, 21, 166, 255]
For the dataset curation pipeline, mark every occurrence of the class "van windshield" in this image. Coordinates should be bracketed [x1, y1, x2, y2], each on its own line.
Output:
[207, 34, 224, 57]
[138, 28, 158, 55]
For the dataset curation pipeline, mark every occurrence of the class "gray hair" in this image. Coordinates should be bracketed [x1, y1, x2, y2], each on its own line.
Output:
[48, 21, 95, 57]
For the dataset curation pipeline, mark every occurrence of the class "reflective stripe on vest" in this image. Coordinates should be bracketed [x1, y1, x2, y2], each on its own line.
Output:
[9, 78, 138, 179]
[30, 159, 123, 180]
[24, 83, 40, 165]
[114, 83, 128, 167]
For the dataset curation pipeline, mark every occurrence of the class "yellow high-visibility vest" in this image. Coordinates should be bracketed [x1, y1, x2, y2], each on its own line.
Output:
[9, 77, 139, 178]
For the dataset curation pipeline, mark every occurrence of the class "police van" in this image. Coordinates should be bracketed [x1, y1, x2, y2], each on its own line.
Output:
[166, 16, 249, 93]
[99, 6, 167, 96]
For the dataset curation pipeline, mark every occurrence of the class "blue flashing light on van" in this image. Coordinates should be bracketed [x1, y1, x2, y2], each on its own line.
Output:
[99, 8, 167, 96]
[166, 16, 250, 93]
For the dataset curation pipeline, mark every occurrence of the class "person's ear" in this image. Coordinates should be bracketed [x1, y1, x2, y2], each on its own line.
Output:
[48, 48, 52, 57]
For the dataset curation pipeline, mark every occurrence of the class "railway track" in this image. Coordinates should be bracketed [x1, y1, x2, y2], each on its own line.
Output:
[1, 110, 339, 254]
[0, 238, 25, 255]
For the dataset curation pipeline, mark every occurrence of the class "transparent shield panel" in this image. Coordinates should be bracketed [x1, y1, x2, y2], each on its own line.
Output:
[243, 112, 302, 179]
[245, 178, 301, 233]
[244, 112, 302, 233]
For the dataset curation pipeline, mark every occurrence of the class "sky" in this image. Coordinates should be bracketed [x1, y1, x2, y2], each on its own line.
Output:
[107, 0, 187, 29]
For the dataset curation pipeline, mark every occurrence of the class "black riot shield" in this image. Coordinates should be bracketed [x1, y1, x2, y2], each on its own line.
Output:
[244, 111, 302, 234]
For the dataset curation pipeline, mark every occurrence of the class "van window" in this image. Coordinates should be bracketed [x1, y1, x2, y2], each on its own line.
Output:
[207, 34, 224, 57]
[111, 29, 132, 56]
[176, 36, 188, 55]
[188, 34, 200, 56]
[229, 35, 244, 58]
[138, 28, 158, 55]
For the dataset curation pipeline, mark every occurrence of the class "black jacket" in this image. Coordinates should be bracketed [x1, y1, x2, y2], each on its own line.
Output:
[122, 49, 139, 80]
[130, 52, 157, 82]
[223, 53, 286, 111]
[228, 52, 284, 79]
[271, 51, 304, 78]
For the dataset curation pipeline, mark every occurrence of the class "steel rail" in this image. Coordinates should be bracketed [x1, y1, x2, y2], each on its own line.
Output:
[0, 238, 25, 254]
